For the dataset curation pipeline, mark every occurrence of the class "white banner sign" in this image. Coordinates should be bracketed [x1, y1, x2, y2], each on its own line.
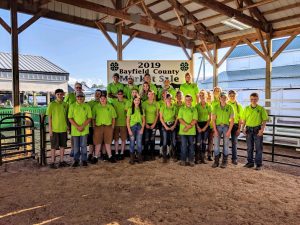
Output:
[107, 60, 192, 86]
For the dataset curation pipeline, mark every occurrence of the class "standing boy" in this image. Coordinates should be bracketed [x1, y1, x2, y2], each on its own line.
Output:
[47, 89, 68, 169]
[241, 92, 268, 170]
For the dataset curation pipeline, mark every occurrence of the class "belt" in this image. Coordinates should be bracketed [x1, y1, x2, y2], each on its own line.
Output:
[166, 121, 174, 126]
[246, 125, 261, 129]
[217, 123, 228, 126]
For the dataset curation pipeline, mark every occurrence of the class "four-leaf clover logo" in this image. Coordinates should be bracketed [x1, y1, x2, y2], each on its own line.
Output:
[180, 62, 189, 71]
[110, 62, 119, 71]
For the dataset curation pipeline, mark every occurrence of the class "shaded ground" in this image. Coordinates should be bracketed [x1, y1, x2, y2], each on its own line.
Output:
[0, 158, 299, 225]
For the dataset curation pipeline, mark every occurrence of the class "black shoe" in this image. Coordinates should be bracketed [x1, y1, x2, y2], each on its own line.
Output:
[49, 163, 57, 169]
[91, 157, 98, 164]
[119, 154, 124, 160]
[102, 154, 108, 161]
[58, 161, 69, 167]
[232, 159, 238, 165]
[82, 161, 88, 167]
[208, 156, 213, 161]
[87, 154, 93, 162]
[244, 162, 255, 168]
[72, 161, 79, 167]
[255, 165, 262, 170]
[108, 156, 117, 163]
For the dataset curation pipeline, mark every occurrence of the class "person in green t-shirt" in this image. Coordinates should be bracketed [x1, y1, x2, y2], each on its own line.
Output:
[227, 90, 244, 165]
[195, 90, 211, 164]
[123, 76, 138, 99]
[179, 73, 199, 106]
[87, 89, 102, 162]
[241, 92, 268, 170]
[127, 96, 145, 164]
[92, 94, 117, 164]
[178, 94, 198, 167]
[46, 89, 68, 169]
[107, 73, 124, 101]
[68, 91, 92, 167]
[207, 86, 222, 161]
[158, 79, 176, 101]
[142, 90, 160, 161]
[160, 93, 178, 163]
[138, 73, 158, 97]
[139, 81, 150, 102]
[111, 90, 128, 160]
[125, 88, 139, 111]
[174, 90, 185, 161]
[211, 91, 234, 169]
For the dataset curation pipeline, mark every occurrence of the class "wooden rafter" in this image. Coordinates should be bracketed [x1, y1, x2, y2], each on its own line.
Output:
[167, 0, 218, 42]
[242, 0, 269, 26]
[18, 8, 48, 34]
[201, 40, 214, 63]
[173, 8, 183, 26]
[0, 16, 11, 33]
[197, 48, 213, 65]
[54, 0, 214, 42]
[191, 0, 269, 32]
[256, 28, 268, 56]
[122, 31, 139, 50]
[217, 39, 241, 68]
[95, 21, 117, 50]
[272, 32, 299, 62]
[243, 38, 266, 60]
[178, 39, 191, 60]
[240, 0, 277, 11]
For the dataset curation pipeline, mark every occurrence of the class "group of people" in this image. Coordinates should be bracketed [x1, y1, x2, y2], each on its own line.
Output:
[47, 72, 268, 170]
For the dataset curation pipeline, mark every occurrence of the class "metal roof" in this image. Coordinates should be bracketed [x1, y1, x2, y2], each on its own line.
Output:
[229, 36, 300, 58]
[202, 64, 300, 84]
[0, 52, 68, 74]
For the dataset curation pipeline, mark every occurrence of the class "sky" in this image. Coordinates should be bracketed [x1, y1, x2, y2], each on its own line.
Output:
[0, 9, 227, 87]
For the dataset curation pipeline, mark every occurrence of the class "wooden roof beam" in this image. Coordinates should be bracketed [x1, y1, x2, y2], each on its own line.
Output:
[191, 0, 269, 32]
[167, 0, 219, 43]
[18, 8, 48, 34]
[272, 32, 299, 62]
[0, 16, 11, 33]
[54, 0, 214, 42]
[242, 0, 270, 28]
[243, 38, 266, 60]
[240, 0, 277, 11]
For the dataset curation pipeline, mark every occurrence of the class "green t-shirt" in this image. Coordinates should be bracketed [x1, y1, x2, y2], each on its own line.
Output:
[92, 103, 117, 126]
[107, 82, 124, 97]
[212, 103, 234, 126]
[242, 105, 268, 127]
[178, 106, 198, 135]
[158, 86, 176, 100]
[160, 104, 177, 123]
[64, 92, 76, 105]
[125, 99, 133, 111]
[111, 99, 128, 126]
[142, 100, 159, 124]
[228, 101, 244, 124]
[124, 84, 138, 99]
[127, 107, 144, 127]
[46, 100, 68, 133]
[68, 102, 92, 136]
[174, 101, 185, 114]
[195, 102, 211, 122]
[179, 83, 199, 106]
[87, 99, 99, 110]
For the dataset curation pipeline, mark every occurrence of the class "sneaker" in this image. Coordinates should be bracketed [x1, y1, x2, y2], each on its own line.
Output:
[189, 162, 195, 167]
[244, 162, 255, 168]
[72, 161, 79, 167]
[108, 156, 117, 163]
[232, 159, 238, 165]
[91, 157, 98, 164]
[255, 165, 262, 171]
[119, 154, 124, 160]
[49, 163, 57, 169]
[82, 161, 88, 167]
[58, 161, 65, 168]
[179, 161, 186, 166]
[115, 154, 120, 160]
[102, 154, 108, 161]
[207, 156, 213, 161]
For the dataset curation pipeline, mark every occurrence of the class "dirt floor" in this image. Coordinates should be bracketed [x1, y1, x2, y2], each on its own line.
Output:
[0, 157, 299, 225]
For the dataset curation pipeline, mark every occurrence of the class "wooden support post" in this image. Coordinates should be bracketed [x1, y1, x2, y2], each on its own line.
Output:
[190, 48, 195, 82]
[33, 92, 37, 106]
[116, 0, 122, 60]
[213, 43, 218, 88]
[11, 0, 20, 114]
[265, 34, 272, 109]
[46, 92, 51, 105]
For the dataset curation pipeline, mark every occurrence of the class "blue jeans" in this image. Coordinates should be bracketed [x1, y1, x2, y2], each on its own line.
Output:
[130, 124, 143, 153]
[162, 125, 176, 148]
[231, 124, 239, 160]
[144, 124, 156, 153]
[196, 122, 209, 153]
[246, 126, 263, 166]
[213, 125, 229, 157]
[73, 135, 88, 162]
[181, 135, 195, 162]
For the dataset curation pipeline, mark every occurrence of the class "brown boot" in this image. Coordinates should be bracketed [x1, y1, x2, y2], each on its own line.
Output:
[220, 155, 228, 168]
[212, 155, 220, 168]
[200, 152, 207, 164]
[137, 152, 143, 163]
[129, 153, 135, 165]
[162, 146, 168, 163]
[195, 146, 200, 164]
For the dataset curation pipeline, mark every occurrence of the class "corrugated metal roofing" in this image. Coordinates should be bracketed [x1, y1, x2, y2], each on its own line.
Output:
[229, 36, 300, 58]
[0, 52, 68, 74]
[202, 64, 300, 84]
